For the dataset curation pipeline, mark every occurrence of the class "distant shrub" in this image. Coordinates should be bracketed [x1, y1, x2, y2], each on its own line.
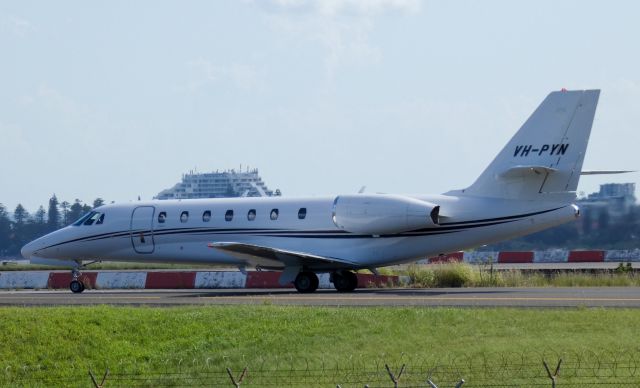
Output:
[432, 262, 477, 287]
[406, 264, 436, 287]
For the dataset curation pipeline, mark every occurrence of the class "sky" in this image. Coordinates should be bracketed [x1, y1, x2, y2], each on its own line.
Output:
[1, 0, 639, 212]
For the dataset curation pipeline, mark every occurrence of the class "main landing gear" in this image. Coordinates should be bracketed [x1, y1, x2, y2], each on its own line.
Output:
[294, 271, 319, 293]
[331, 271, 358, 292]
[293, 270, 359, 293]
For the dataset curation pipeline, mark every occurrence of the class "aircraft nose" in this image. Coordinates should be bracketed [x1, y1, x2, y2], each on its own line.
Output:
[21, 242, 35, 259]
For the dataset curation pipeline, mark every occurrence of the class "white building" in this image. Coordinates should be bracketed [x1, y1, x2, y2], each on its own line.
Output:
[155, 169, 279, 200]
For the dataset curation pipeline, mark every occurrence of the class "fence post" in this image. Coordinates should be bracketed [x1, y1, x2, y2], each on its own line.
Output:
[88, 368, 109, 388]
[385, 364, 405, 388]
[543, 359, 562, 388]
[226, 366, 247, 388]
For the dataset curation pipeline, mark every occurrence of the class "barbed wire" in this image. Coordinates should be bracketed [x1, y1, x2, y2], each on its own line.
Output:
[3, 349, 640, 387]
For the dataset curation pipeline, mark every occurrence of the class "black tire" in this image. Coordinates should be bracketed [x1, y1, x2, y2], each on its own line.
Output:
[294, 271, 319, 293]
[70, 280, 85, 294]
[333, 271, 358, 292]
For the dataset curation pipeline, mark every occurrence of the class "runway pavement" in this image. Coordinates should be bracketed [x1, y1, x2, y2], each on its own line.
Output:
[1, 287, 640, 307]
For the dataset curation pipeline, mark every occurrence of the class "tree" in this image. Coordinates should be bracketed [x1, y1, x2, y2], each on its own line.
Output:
[0, 203, 11, 254]
[47, 194, 60, 231]
[34, 206, 46, 224]
[597, 209, 610, 230]
[582, 207, 592, 235]
[13, 204, 28, 226]
[9, 204, 30, 255]
[60, 201, 70, 226]
[93, 198, 105, 208]
[68, 199, 85, 224]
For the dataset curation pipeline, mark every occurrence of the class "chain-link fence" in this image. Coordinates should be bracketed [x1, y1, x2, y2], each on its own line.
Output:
[3, 350, 640, 387]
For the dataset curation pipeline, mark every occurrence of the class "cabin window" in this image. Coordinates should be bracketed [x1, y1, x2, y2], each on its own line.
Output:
[298, 207, 307, 220]
[96, 213, 105, 225]
[247, 209, 256, 221]
[158, 212, 167, 223]
[84, 212, 102, 226]
[225, 210, 234, 221]
[202, 210, 211, 222]
[270, 209, 279, 220]
[180, 211, 189, 223]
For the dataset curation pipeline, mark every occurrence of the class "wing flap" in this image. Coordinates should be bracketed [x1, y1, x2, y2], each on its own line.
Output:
[208, 242, 357, 269]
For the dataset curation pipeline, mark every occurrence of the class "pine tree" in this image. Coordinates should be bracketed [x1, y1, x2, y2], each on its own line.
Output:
[93, 198, 105, 208]
[13, 204, 31, 252]
[68, 199, 85, 224]
[13, 204, 28, 225]
[47, 194, 60, 231]
[0, 203, 11, 255]
[34, 206, 46, 224]
[60, 201, 70, 225]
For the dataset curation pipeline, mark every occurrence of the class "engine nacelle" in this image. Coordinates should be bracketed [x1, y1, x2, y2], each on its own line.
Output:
[332, 194, 440, 235]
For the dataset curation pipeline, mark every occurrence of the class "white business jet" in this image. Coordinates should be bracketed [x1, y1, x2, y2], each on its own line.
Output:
[21, 90, 615, 293]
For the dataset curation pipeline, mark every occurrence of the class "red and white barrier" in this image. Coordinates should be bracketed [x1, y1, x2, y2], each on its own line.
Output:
[0, 270, 402, 290]
[2, 249, 640, 290]
[426, 249, 640, 264]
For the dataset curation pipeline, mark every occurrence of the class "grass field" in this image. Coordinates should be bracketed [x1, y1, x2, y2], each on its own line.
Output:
[2, 306, 640, 386]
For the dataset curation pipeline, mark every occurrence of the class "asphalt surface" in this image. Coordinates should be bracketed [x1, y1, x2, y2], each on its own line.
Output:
[1, 287, 640, 307]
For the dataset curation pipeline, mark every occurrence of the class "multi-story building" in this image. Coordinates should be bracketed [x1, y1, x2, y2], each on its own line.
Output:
[155, 169, 280, 200]
[578, 183, 636, 214]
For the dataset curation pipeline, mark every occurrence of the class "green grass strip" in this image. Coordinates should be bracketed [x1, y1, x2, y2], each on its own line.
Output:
[2, 306, 640, 386]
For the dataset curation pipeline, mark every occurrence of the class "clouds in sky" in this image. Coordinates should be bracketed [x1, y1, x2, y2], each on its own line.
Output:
[1, 1, 639, 211]
[257, 0, 421, 81]
[1, 14, 35, 37]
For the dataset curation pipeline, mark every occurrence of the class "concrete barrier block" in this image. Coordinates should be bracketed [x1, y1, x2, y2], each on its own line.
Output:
[48, 272, 98, 289]
[568, 250, 604, 262]
[96, 272, 146, 289]
[498, 251, 534, 263]
[246, 271, 292, 288]
[605, 249, 640, 262]
[318, 273, 332, 289]
[464, 251, 499, 264]
[0, 271, 50, 289]
[534, 250, 569, 263]
[146, 272, 196, 289]
[356, 273, 397, 287]
[195, 271, 247, 288]
[428, 252, 464, 263]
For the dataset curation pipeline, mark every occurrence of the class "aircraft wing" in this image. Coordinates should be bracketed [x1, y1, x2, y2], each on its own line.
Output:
[208, 242, 358, 269]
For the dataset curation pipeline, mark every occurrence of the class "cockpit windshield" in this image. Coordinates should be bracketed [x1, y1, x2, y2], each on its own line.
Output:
[72, 211, 105, 226]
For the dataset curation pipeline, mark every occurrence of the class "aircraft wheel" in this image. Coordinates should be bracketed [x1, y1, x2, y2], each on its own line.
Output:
[333, 271, 358, 292]
[70, 280, 85, 294]
[294, 271, 319, 293]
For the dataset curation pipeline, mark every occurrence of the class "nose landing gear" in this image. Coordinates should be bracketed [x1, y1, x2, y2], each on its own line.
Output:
[68, 261, 99, 293]
[70, 268, 85, 293]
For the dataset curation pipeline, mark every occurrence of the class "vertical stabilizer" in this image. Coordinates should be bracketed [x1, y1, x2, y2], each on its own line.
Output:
[462, 89, 600, 201]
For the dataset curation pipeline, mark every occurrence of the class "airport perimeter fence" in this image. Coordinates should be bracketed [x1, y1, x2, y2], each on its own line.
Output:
[3, 350, 640, 387]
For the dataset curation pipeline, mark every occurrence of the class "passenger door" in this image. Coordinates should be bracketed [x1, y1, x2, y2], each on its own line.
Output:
[130, 206, 155, 254]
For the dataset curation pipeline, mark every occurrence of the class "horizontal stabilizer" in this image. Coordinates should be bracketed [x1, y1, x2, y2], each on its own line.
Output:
[580, 170, 636, 175]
